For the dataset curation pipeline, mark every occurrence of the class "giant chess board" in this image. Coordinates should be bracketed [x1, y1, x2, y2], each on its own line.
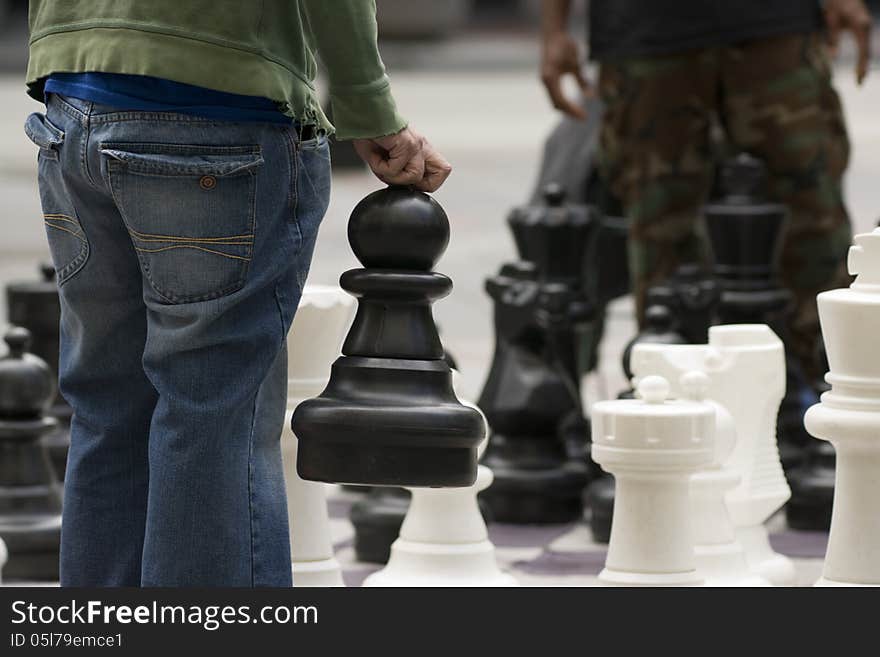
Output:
[326, 487, 828, 587]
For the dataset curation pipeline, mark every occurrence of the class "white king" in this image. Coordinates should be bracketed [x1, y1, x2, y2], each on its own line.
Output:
[805, 228, 880, 587]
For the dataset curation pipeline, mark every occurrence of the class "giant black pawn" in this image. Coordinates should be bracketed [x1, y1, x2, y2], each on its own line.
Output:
[6, 263, 70, 480]
[293, 187, 484, 487]
[0, 327, 62, 580]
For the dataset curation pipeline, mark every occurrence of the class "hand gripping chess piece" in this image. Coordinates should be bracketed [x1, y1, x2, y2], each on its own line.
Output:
[281, 285, 355, 586]
[681, 371, 771, 586]
[631, 325, 796, 586]
[292, 187, 484, 487]
[364, 389, 516, 587]
[0, 327, 62, 580]
[591, 375, 714, 586]
[806, 228, 880, 587]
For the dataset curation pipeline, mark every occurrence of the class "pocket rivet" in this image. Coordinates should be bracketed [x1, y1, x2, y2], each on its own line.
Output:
[199, 175, 217, 190]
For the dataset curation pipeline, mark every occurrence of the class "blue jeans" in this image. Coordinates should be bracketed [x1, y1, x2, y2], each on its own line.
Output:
[24, 94, 331, 586]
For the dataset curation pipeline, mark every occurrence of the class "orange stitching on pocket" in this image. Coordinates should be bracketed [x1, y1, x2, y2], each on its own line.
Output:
[44, 221, 86, 241]
[43, 213, 80, 225]
[134, 245, 252, 261]
[127, 227, 254, 242]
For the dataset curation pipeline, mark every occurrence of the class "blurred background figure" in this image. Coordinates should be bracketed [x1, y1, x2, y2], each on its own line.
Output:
[541, 0, 873, 383]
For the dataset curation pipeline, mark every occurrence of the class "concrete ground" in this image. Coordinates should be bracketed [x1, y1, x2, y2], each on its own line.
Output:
[1, 36, 879, 403]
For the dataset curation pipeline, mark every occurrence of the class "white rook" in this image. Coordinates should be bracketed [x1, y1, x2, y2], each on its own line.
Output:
[631, 324, 796, 585]
[591, 375, 714, 586]
[806, 228, 880, 587]
[282, 285, 355, 587]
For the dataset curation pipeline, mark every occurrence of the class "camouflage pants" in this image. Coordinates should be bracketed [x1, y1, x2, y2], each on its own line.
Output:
[598, 31, 852, 380]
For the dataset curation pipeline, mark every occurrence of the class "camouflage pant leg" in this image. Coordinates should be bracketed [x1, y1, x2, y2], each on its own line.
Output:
[721, 32, 852, 380]
[598, 51, 719, 324]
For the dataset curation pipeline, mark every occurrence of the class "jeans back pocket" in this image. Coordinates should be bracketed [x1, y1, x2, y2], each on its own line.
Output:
[102, 143, 264, 304]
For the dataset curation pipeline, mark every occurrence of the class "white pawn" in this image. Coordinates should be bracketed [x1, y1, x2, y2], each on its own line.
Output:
[631, 324, 797, 586]
[806, 228, 880, 586]
[282, 285, 355, 587]
[363, 392, 517, 587]
[681, 371, 771, 586]
[592, 375, 715, 586]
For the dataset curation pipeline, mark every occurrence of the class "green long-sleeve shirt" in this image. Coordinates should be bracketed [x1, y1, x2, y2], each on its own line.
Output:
[26, 0, 407, 140]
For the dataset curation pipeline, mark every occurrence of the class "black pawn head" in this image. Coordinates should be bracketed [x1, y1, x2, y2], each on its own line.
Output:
[718, 152, 767, 202]
[0, 327, 56, 418]
[543, 182, 565, 207]
[40, 262, 57, 283]
[348, 186, 450, 271]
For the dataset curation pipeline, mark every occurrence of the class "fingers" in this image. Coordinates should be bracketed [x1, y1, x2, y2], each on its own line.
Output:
[854, 10, 872, 84]
[414, 142, 452, 193]
[542, 73, 587, 119]
[356, 128, 452, 191]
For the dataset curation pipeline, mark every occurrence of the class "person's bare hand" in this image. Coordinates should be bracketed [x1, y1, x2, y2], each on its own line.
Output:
[541, 30, 592, 119]
[824, 0, 873, 84]
[353, 127, 452, 192]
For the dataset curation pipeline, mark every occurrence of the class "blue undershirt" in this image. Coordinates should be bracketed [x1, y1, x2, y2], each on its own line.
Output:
[44, 72, 292, 125]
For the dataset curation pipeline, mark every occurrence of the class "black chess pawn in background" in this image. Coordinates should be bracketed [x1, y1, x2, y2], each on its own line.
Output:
[5, 263, 70, 480]
[478, 187, 597, 523]
[704, 152, 811, 473]
[293, 186, 484, 487]
[0, 327, 63, 581]
[586, 291, 688, 544]
[651, 263, 721, 345]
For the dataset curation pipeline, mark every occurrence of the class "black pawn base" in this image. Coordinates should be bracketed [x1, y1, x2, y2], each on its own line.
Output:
[350, 485, 494, 564]
[480, 436, 589, 524]
[785, 441, 835, 531]
[585, 475, 614, 544]
[350, 487, 410, 565]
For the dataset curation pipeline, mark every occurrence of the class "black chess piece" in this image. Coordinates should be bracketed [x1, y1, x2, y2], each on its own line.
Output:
[293, 186, 484, 486]
[478, 262, 591, 523]
[6, 263, 70, 480]
[478, 187, 597, 524]
[651, 263, 721, 345]
[0, 327, 62, 580]
[618, 294, 687, 399]
[349, 486, 411, 564]
[704, 153, 810, 473]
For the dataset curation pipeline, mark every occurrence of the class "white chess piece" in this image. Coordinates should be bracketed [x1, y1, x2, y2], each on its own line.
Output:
[282, 285, 355, 587]
[631, 324, 797, 586]
[591, 375, 714, 587]
[681, 371, 771, 586]
[0, 536, 7, 585]
[363, 385, 517, 587]
[806, 228, 880, 587]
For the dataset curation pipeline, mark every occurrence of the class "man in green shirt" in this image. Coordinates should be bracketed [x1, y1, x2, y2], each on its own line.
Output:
[24, 0, 450, 586]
